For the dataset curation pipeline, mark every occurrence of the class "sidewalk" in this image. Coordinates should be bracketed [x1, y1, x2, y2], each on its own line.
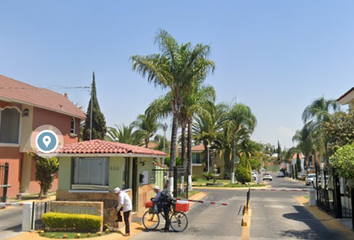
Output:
[295, 196, 354, 240]
[5, 192, 208, 240]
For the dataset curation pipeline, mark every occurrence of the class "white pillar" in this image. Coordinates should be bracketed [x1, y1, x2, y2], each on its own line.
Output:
[22, 202, 33, 231]
[188, 175, 193, 190]
[169, 177, 174, 194]
[309, 188, 316, 206]
[231, 172, 235, 184]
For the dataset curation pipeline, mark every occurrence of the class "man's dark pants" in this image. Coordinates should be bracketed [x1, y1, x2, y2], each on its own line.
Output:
[123, 211, 131, 234]
[162, 205, 170, 231]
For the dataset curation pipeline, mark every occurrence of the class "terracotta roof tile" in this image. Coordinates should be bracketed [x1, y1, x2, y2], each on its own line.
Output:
[0, 74, 86, 119]
[192, 145, 205, 151]
[59, 139, 168, 156]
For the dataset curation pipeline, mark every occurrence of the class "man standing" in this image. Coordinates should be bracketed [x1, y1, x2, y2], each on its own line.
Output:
[159, 182, 173, 232]
[114, 187, 132, 237]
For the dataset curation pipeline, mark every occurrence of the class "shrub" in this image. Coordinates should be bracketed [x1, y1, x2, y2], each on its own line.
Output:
[235, 155, 252, 184]
[203, 172, 213, 180]
[191, 175, 199, 181]
[42, 212, 102, 232]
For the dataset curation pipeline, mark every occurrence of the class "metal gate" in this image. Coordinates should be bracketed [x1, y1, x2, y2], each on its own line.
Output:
[31, 201, 51, 230]
[0, 163, 9, 202]
[315, 163, 336, 216]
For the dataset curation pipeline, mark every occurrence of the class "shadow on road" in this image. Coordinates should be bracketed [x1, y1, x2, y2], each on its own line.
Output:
[281, 205, 342, 240]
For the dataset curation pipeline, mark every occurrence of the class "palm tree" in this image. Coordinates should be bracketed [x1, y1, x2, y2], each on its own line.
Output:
[292, 124, 314, 169]
[131, 29, 215, 184]
[193, 103, 226, 168]
[131, 114, 162, 148]
[105, 124, 141, 145]
[302, 96, 340, 159]
[182, 84, 216, 189]
[226, 103, 257, 183]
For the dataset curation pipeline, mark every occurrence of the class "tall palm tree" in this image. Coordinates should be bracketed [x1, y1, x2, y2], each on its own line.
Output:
[131, 114, 162, 148]
[302, 96, 340, 159]
[182, 84, 216, 189]
[226, 103, 257, 183]
[131, 29, 215, 182]
[105, 124, 141, 145]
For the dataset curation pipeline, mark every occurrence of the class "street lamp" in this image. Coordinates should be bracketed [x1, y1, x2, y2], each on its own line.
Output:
[162, 123, 168, 165]
[207, 144, 211, 172]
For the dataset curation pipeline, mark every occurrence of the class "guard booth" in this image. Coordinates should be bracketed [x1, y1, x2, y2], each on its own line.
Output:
[0, 163, 9, 202]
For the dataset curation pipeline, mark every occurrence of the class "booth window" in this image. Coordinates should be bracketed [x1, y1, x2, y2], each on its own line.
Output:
[0, 108, 21, 144]
[192, 153, 202, 164]
[72, 158, 109, 190]
[122, 158, 130, 189]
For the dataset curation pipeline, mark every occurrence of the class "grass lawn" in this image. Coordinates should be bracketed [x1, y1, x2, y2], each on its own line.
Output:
[38, 231, 109, 239]
[303, 195, 309, 199]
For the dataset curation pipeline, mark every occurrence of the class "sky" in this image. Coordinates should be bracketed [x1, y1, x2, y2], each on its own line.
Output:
[1, 0, 354, 148]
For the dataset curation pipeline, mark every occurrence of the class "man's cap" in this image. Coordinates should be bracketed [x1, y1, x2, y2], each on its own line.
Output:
[114, 187, 121, 193]
[153, 186, 160, 190]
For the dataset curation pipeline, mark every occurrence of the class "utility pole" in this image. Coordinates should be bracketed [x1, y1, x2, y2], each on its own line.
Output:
[89, 82, 93, 141]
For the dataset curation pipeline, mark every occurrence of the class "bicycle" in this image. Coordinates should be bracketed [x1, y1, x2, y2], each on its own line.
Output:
[142, 201, 189, 232]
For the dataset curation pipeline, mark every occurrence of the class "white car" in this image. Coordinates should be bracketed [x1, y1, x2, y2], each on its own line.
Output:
[264, 174, 273, 181]
[277, 171, 285, 177]
[305, 173, 316, 186]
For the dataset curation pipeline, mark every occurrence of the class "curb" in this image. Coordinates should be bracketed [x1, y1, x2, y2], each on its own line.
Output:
[250, 188, 309, 192]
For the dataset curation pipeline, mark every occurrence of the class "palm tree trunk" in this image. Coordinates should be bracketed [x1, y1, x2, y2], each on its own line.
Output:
[204, 141, 209, 173]
[180, 123, 186, 192]
[145, 138, 149, 148]
[187, 121, 193, 190]
[169, 112, 178, 193]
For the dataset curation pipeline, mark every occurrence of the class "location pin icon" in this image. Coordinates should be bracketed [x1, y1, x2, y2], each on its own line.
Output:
[43, 136, 51, 148]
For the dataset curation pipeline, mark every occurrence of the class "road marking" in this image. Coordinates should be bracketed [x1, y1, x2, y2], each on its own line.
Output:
[0, 203, 24, 207]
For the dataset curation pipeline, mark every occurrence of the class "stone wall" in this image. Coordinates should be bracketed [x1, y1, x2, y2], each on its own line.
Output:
[56, 190, 131, 227]
[56, 186, 154, 227]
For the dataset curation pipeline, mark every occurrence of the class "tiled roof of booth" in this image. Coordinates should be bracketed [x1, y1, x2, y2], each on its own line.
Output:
[58, 139, 168, 156]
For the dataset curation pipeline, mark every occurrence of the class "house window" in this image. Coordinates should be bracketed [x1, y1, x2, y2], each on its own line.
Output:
[70, 118, 75, 134]
[122, 158, 130, 189]
[22, 108, 30, 117]
[72, 158, 109, 190]
[0, 108, 21, 144]
[192, 153, 202, 164]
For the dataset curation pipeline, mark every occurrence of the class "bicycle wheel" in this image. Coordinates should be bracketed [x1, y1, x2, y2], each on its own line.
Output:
[170, 212, 188, 232]
[142, 210, 160, 231]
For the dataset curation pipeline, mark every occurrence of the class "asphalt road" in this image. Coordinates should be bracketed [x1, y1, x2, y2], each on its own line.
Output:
[131, 188, 246, 240]
[0, 206, 22, 240]
[250, 173, 341, 240]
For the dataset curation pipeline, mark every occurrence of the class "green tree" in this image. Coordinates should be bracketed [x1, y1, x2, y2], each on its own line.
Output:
[131, 114, 162, 148]
[105, 124, 141, 145]
[292, 125, 315, 169]
[330, 144, 354, 180]
[235, 154, 252, 184]
[277, 141, 281, 163]
[83, 72, 107, 140]
[296, 153, 302, 172]
[324, 110, 354, 156]
[249, 157, 262, 172]
[131, 29, 215, 179]
[29, 153, 59, 198]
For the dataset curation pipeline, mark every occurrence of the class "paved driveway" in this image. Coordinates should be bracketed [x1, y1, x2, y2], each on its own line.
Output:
[0, 207, 22, 240]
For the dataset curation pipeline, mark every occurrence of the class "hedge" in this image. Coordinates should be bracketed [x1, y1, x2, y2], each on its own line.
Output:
[42, 212, 103, 232]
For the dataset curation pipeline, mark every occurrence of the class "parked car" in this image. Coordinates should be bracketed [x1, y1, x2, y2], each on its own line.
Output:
[277, 171, 285, 177]
[305, 173, 316, 186]
[264, 174, 273, 181]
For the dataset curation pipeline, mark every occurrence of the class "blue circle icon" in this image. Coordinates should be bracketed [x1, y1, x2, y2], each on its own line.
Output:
[35, 130, 59, 153]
